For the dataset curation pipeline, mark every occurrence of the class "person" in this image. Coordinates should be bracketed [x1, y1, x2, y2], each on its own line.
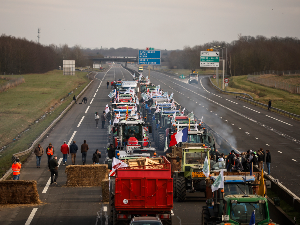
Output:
[226, 150, 235, 172]
[95, 112, 100, 128]
[81, 140, 89, 165]
[107, 81, 109, 89]
[82, 97, 87, 104]
[268, 99, 271, 110]
[12, 158, 21, 180]
[250, 152, 258, 166]
[215, 149, 220, 162]
[61, 141, 69, 165]
[70, 141, 78, 165]
[232, 156, 243, 172]
[49, 155, 58, 185]
[107, 144, 115, 159]
[101, 111, 106, 129]
[34, 143, 44, 168]
[73, 95, 77, 104]
[46, 143, 54, 166]
[92, 149, 101, 164]
[111, 81, 114, 89]
[218, 153, 225, 162]
[257, 148, 265, 171]
[266, 149, 271, 175]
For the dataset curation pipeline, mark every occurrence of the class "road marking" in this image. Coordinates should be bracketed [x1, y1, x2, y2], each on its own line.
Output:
[292, 159, 297, 162]
[85, 106, 90, 114]
[93, 93, 96, 98]
[42, 158, 63, 193]
[90, 98, 94, 104]
[25, 208, 38, 225]
[77, 116, 85, 127]
[67, 131, 77, 146]
[278, 151, 282, 153]
[96, 89, 99, 92]
[266, 144, 270, 146]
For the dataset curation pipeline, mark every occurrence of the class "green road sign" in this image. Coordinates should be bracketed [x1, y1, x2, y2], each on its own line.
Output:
[200, 56, 219, 62]
[179, 74, 185, 79]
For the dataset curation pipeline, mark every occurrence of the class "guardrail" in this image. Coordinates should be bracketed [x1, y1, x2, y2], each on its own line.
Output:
[0, 72, 95, 181]
[209, 76, 300, 120]
[209, 76, 253, 99]
[236, 96, 300, 120]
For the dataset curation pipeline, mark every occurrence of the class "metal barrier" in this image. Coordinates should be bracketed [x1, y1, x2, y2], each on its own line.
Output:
[209, 76, 253, 99]
[209, 76, 300, 120]
[0, 73, 95, 181]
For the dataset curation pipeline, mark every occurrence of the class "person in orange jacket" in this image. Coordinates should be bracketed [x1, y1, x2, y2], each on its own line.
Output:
[46, 143, 54, 166]
[12, 158, 21, 180]
[61, 141, 69, 165]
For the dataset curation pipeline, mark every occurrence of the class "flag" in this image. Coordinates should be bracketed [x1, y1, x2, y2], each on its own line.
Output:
[164, 137, 168, 152]
[125, 105, 129, 120]
[109, 157, 128, 176]
[170, 92, 173, 99]
[171, 112, 176, 124]
[258, 169, 265, 196]
[169, 127, 188, 147]
[181, 108, 185, 115]
[203, 156, 210, 178]
[249, 210, 255, 225]
[211, 170, 224, 192]
[124, 87, 131, 94]
[136, 98, 139, 105]
[105, 104, 110, 114]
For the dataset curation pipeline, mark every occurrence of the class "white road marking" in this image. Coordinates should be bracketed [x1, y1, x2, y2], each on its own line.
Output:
[266, 144, 270, 146]
[25, 208, 38, 225]
[278, 151, 282, 153]
[93, 93, 96, 98]
[292, 159, 297, 162]
[77, 116, 85, 127]
[42, 158, 63, 193]
[96, 89, 99, 92]
[67, 131, 77, 146]
[90, 98, 94, 104]
[85, 106, 90, 114]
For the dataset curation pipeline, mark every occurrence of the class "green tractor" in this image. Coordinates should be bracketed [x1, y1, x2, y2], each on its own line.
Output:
[202, 194, 276, 225]
[172, 144, 210, 202]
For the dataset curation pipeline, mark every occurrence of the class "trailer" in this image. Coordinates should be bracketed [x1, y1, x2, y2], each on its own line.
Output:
[109, 156, 173, 225]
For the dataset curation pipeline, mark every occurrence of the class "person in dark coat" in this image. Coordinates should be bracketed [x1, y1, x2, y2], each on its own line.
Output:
[266, 150, 271, 175]
[92, 149, 101, 164]
[232, 156, 243, 172]
[107, 81, 109, 89]
[70, 141, 78, 165]
[101, 111, 106, 129]
[226, 150, 235, 172]
[268, 99, 272, 110]
[250, 152, 258, 166]
[257, 148, 265, 171]
[34, 143, 44, 168]
[73, 95, 77, 103]
[49, 155, 58, 185]
[81, 140, 89, 165]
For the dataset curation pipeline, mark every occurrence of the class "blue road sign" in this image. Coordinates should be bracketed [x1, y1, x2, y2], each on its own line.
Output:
[138, 58, 161, 65]
[139, 50, 161, 58]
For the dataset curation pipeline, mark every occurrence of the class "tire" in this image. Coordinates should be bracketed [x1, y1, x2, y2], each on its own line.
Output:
[173, 175, 177, 199]
[158, 133, 165, 151]
[162, 217, 172, 225]
[112, 207, 118, 225]
[202, 207, 210, 225]
[176, 176, 186, 202]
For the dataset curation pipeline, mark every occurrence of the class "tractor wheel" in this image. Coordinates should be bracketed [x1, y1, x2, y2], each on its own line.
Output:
[158, 133, 165, 151]
[176, 176, 186, 202]
[173, 175, 177, 199]
[202, 206, 210, 225]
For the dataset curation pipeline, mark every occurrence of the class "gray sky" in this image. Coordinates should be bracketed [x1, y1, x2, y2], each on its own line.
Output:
[1, 0, 300, 50]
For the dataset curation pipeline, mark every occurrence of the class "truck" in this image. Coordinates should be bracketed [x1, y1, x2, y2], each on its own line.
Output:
[188, 73, 198, 84]
[168, 143, 210, 202]
[109, 156, 173, 225]
[138, 67, 143, 72]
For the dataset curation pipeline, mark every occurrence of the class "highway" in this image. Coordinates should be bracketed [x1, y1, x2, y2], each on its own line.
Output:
[0, 64, 206, 225]
[131, 65, 300, 197]
[0, 63, 297, 225]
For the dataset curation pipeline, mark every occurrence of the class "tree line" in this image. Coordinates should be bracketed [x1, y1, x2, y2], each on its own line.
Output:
[0, 35, 89, 74]
[168, 35, 300, 76]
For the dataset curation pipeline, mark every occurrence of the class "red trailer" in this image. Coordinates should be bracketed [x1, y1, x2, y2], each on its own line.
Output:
[109, 157, 173, 225]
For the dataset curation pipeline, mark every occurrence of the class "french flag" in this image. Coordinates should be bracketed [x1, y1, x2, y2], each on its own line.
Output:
[169, 127, 188, 147]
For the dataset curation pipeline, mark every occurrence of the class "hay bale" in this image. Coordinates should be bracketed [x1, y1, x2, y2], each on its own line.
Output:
[65, 164, 108, 186]
[101, 179, 109, 202]
[0, 180, 41, 204]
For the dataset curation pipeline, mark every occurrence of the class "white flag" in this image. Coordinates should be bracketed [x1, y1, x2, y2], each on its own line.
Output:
[203, 156, 210, 178]
[211, 170, 224, 192]
[109, 157, 128, 176]
[105, 104, 110, 114]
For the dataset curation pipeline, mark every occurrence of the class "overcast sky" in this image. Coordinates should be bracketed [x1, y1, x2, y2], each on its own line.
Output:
[1, 0, 300, 50]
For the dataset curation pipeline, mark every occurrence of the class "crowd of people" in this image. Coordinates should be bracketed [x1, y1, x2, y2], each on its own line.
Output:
[213, 148, 272, 175]
[12, 140, 102, 185]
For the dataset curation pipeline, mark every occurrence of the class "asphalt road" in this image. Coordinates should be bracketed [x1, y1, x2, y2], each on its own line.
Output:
[0, 64, 206, 225]
[130, 65, 300, 198]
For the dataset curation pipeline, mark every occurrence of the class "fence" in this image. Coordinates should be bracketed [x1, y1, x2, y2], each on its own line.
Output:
[249, 70, 300, 76]
[248, 74, 300, 94]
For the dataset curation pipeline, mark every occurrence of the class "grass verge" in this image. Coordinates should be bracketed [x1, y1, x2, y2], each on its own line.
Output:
[211, 76, 300, 116]
[0, 70, 90, 177]
[154, 68, 218, 76]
